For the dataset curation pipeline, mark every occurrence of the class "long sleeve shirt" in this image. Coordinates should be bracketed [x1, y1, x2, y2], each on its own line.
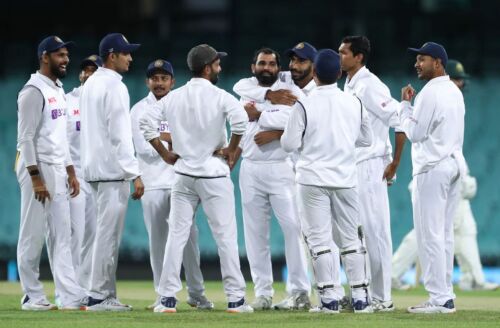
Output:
[66, 86, 83, 177]
[80, 67, 141, 182]
[344, 66, 401, 163]
[140, 77, 248, 178]
[17, 72, 72, 167]
[130, 92, 175, 190]
[398, 75, 465, 176]
[281, 84, 372, 188]
[233, 76, 303, 162]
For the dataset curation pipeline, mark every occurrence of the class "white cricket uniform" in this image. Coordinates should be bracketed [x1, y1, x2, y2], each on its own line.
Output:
[65, 86, 97, 290]
[281, 84, 373, 302]
[80, 67, 142, 300]
[344, 66, 400, 302]
[140, 77, 248, 302]
[130, 92, 206, 297]
[232, 77, 310, 298]
[392, 170, 488, 288]
[398, 75, 465, 305]
[16, 72, 85, 306]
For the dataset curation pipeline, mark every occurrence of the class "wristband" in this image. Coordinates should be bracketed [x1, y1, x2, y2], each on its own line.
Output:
[29, 169, 40, 176]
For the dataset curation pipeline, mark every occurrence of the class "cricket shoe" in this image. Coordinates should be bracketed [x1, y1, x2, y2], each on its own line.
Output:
[273, 291, 311, 310]
[392, 278, 411, 291]
[226, 298, 254, 313]
[407, 299, 456, 314]
[372, 299, 395, 312]
[146, 296, 161, 310]
[250, 295, 272, 310]
[187, 295, 214, 310]
[353, 298, 373, 313]
[59, 297, 88, 310]
[21, 295, 57, 311]
[308, 300, 339, 314]
[154, 296, 177, 313]
[85, 297, 132, 312]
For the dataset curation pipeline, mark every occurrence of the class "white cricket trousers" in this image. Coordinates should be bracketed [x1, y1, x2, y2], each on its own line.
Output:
[16, 158, 84, 306]
[392, 198, 486, 286]
[141, 189, 205, 297]
[297, 184, 367, 301]
[69, 178, 96, 290]
[357, 157, 392, 302]
[239, 159, 310, 298]
[412, 157, 460, 305]
[158, 174, 246, 302]
[87, 181, 130, 300]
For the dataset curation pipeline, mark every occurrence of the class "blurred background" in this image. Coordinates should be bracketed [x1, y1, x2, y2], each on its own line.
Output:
[0, 0, 499, 281]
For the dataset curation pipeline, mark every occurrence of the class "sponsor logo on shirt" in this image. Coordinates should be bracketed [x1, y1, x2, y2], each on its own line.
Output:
[159, 121, 169, 132]
[51, 109, 64, 119]
[48, 97, 57, 104]
[73, 109, 80, 116]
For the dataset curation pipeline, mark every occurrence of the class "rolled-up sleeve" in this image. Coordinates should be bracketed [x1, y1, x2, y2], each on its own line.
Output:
[17, 86, 43, 167]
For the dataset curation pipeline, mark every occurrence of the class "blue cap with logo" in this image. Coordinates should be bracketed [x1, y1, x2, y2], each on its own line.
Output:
[408, 42, 448, 67]
[285, 42, 317, 61]
[146, 59, 174, 77]
[80, 55, 103, 69]
[314, 49, 341, 82]
[37, 36, 75, 58]
[99, 33, 140, 58]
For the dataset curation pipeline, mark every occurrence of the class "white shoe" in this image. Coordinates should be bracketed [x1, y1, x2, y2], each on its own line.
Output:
[85, 297, 132, 312]
[186, 295, 215, 310]
[250, 296, 272, 310]
[392, 278, 411, 291]
[21, 295, 57, 311]
[59, 297, 87, 311]
[353, 299, 373, 314]
[146, 296, 161, 310]
[226, 298, 254, 313]
[372, 299, 395, 312]
[308, 300, 339, 314]
[154, 297, 177, 313]
[273, 292, 311, 310]
[407, 299, 456, 314]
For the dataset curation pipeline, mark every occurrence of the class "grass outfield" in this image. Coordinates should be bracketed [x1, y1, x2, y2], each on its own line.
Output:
[1, 281, 500, 328]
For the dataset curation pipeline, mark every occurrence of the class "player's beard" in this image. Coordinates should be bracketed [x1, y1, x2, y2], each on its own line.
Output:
[255, 70, 278, 87]
[291, 65, 312, 84]
[209, 70, 219, 85]
[49, 61, 67, 79]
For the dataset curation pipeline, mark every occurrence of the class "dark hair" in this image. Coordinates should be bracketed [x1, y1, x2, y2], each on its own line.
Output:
[341, 36, 371, 65]
[252, 47, 280, 67]
[315, 75, 337, 85]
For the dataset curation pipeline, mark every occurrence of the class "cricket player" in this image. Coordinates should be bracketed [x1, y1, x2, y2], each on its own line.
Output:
[140, 44, 252, 313]
[392, 59, 499, 292]
[281, 49, 373, 313]
[232, 48, 311, 310]
[80, 33, 145, 311]
[400, 42, 465, 313]
[65, 55, 102, 290]
[16, 36, 85, 310]
[339, 35, 406, 311]
[130, 59, 213, 310]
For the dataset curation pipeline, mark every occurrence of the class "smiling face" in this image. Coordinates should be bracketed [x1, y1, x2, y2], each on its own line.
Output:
[289, 55, 313, 87]
[147, 72, 174, 99]
[252, 52, 279, 87]
[414, 54, 441, 81]
[45, 47, 69, 78]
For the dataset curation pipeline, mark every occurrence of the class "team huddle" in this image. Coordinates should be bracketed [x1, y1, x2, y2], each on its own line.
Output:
[15, 32, 494, 315]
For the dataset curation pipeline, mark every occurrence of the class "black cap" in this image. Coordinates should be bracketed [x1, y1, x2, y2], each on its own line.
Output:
[147, 59, 174, 77]
[80, 55, 103, 69]
[408, 42, 448, 67]
[446, 59, 469, 79]
[99, 33, 140, 57]
[37, 36, 75, 58]
[285, 42, 317, 61]
[187, 44, 227, 72]
[314, 49, 341, 82]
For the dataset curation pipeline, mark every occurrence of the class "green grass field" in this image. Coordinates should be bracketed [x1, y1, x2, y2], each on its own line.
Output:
[1, 281, 499, 328]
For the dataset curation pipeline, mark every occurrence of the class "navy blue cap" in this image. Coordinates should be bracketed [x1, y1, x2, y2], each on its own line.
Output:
[37, 36, 75, 58]
[314, 49, 341, 82]
[99, 33, 140, 57]
[408, 42, 448, 67]
[80, 55, 103, 69]
[285, 42, 317, 61]
[147, 59, 174, 77]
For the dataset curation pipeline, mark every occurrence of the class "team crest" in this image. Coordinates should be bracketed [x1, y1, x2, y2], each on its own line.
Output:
[295, 42, 305, 49]
[154, 60, 164, 68]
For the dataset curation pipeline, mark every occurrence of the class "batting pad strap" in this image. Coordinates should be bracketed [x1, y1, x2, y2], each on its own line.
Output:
[317, 281, 336, 291]
[350, 279, 370, 289]
[310, 246, 331, 259]
[340, 246, 366, 256]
